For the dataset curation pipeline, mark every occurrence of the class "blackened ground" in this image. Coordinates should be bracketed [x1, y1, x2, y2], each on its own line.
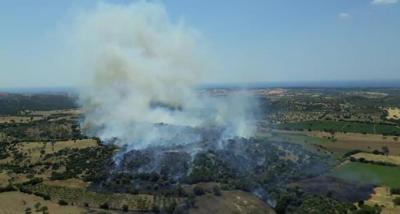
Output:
[89, 136, 337, 203]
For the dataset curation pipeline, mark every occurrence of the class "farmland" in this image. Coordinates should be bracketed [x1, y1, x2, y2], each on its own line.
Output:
[1, 88, 400, 213]
[330, 162, 400, 188]
[271, 120, 400, 136]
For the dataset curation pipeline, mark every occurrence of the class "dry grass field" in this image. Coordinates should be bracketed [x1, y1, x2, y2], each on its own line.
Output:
[351, 153, 400, 165]
[182, 182, 275, 214]
[0, 116, 42, 124]
[312, 132, 398, 143]
[0, 139, 98, 165]
[306, 132, 400, 156]
[365, 187, 400, 214]
[386, 107, 400, 120]
[0, 172, 30, 187]
[0, 191, 86, 214]
[191, 190, 275, 214]
[323, 140, 400, 156]
[0, 109, 82, 124]
[24, 184, 182, 212]
[26, 109, 82, 117]
[43, 179, 90, 189]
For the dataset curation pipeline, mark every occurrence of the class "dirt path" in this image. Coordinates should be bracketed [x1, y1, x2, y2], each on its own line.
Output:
[341, 124, 350, 131]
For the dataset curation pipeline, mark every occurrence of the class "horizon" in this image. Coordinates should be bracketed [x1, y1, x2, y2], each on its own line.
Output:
[1, 0, 400, 88]
[2, 79, 400, 94]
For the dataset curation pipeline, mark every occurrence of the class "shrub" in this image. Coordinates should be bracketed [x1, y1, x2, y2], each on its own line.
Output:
[99, 203, 109, 210]
[391, 188, 400, 195]
[0, 185, 16, 193]
[213, 186, 222, 196]
[343, 150, 362, 158]
[152, 204, 160, 213]
[393, 197, 400, 206]
[58, 200, 68, 206]
[193, 186, 205, 196]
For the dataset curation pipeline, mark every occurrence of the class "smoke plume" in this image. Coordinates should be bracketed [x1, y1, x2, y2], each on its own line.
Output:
[72, 1, 255, 150]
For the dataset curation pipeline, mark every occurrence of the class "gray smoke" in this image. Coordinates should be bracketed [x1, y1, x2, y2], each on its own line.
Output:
[71, 1, 256, 150]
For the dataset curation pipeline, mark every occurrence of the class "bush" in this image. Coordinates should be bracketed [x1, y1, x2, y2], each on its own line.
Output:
[58, 200, 68, 206]
[343, 150, 362, 158]
[33, 192, 50, 200]
[213, 186, 222, 196]
[22, 178, 43, 186]
[391, 188, 400, 195]
[99, 203, 109, 210]
[173, 206, 185, 214]
[151, 204, 160, 213]
[0, 185, 16, 193]
[193, 186, 205, 196]
[393, 197, 400, 206]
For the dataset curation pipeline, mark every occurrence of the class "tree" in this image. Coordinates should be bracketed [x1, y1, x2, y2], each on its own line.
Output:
[34, 202, 41, 211]
[39, 206, 48, 213]
[25, 207, 32, 214]
[193, 186, 205, 196]
[382, 146, 389, 156]
[393, 197, 400, 206]
[58, 200, 68, 206]
[100, 203, 109, 210]
[213, 185, 222, 196]
[186, 194, 196, 208]
[151, 204, 160, 213]
[173, 206, 185, 214]
[165, 202, 177, 214]
[275, 200, 286, 214]
[391, 188, 400, 195]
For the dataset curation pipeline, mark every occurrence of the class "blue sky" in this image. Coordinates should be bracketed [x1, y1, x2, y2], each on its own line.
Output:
[0, 0, 399, 88]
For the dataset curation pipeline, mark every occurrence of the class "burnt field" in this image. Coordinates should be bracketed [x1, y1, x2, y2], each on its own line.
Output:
[88, 135, 337, 204]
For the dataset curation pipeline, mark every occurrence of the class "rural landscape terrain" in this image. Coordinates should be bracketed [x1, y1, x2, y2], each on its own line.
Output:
[1, 87, 400, 214]
[1, 0, 400, 213]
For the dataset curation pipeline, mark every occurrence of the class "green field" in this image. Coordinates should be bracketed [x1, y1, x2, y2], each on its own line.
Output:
[330, 162, 400, 188]
[269, 132, 333, 145]
[271, 120, 400, 136]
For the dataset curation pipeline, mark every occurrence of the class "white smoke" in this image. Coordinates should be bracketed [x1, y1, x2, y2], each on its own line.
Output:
[71, 1, 255, 150]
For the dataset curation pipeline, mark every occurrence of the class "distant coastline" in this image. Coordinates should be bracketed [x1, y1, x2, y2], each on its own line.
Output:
[1, 80, 400, 93]
[0, 87, 76, 94]
[201, 80, 400, 89]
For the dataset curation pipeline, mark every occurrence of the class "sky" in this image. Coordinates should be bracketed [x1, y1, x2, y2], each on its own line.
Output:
[0, 0, 399, 88]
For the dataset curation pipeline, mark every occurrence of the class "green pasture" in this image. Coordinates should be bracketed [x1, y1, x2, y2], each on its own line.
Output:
[330, 162, 400, 188]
